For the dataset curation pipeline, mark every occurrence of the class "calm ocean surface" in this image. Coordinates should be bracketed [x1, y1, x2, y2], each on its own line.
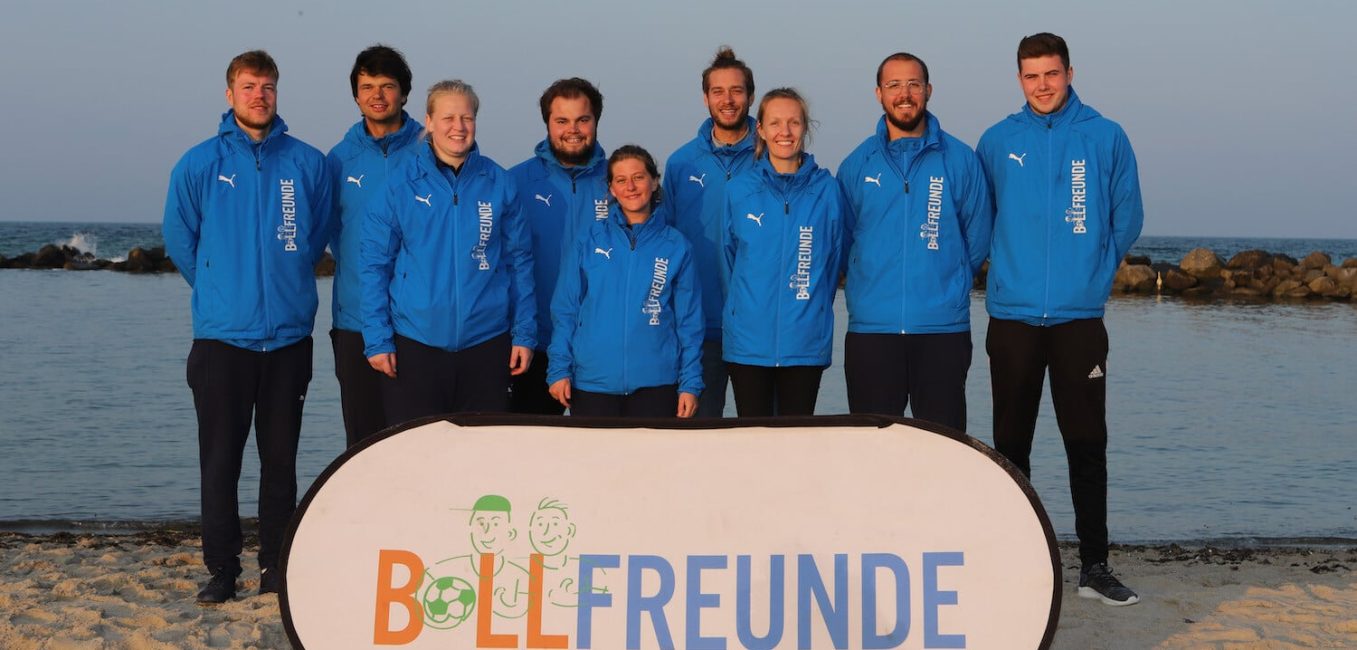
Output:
[2, 223, 1355, 543]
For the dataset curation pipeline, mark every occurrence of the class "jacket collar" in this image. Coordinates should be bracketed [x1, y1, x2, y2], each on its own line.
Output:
[344, 110, 423, 153]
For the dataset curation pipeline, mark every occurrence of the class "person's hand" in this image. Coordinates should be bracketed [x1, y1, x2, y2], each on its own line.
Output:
[509, 346, 533, 376]
[368, 352, 397, 378]
[677, 392, 698, 418]
[549, 378, 572, 408]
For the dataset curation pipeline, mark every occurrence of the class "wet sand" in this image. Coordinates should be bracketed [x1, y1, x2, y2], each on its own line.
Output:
[1, 529, 1353, 649]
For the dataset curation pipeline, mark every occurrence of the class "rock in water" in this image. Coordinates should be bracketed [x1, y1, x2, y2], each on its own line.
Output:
[33, 244, 67, 269]
[1179, 248, 1223, 280]
[1225, 249, 1272, 270]
[1114, 264, 1157, 293]
[1300, 251, 1333, 270]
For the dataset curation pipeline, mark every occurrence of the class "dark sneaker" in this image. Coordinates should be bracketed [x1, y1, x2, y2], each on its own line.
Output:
[1078, 562, 1140, 606]
[196, 568, 238, 604]
[259, 567, 281, 595]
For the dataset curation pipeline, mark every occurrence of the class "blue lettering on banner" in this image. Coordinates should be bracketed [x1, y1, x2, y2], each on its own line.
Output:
[573, 552, 964, 649]
[686, 555, 726, 649]
[862, 553, 910, 648]
[627, 555, 676, 649]
[737, 555, 786, 650]
[798, 554, 849, 649]
[924, 552, 966, 649]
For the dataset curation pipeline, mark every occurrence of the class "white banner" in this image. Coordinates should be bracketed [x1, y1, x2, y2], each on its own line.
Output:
[281, 415, 1059, 649]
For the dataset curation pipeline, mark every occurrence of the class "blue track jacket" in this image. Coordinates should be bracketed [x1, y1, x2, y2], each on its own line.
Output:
[360, 143, 535, 357]
[508, 140, 610, 350]
[722, 154, 846, 367]
[547, 203, 704, 396]
[326, 112, 424, 332]
[163, 111, 334, 350]
[837, 113, 993, 334]
[662, 117, 757, 340]
[977, 87, 1143, 325]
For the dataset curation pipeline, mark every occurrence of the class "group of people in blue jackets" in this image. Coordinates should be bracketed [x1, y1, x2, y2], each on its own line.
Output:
[165, 34, 1143, 607]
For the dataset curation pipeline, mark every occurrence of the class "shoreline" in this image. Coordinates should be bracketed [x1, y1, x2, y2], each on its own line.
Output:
[2, 529, 1353, 649]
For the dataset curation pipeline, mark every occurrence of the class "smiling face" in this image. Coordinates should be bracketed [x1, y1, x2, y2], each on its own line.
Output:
[1019, 54, 1074, 115]
[608, 157, 656, 223]
[425, 91, 476, 165]
[469, 510, 515, 554]
[529, 507, 575, 557]
[703, 67, 752, 137]
[355, 72, 406, 129]
[547, 95, 597, 167]
[757, 97, 807, 169]
[226, 70, 277, 139]
[876, 58, 931, 138]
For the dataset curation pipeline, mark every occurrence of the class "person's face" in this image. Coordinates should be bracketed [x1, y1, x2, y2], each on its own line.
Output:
[469, 511, 514, 554]
[1019, 54, 1073, 115]
[226, 70, 277, 134]
[425, 92, 476, 163]
[703, 68, 751, 132]
[875, 59, 931, 135]
[547, 95, 597, 166]
[355, 72, 406, 125]
[757, 97, 807, 165]
[529, 508, 574, 556]
[609, 157, 656, 217]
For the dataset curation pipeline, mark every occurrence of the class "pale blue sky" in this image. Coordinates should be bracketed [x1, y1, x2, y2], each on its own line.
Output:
[2, 0, 1353, 237]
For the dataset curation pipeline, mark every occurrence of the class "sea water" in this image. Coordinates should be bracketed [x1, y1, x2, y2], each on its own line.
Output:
[1, 224, 1355, 543]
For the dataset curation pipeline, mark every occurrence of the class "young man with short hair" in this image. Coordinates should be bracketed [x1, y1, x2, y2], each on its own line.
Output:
[326, 45, 423, 446]
[837, 52, 993, 431]
[508, 78, 610, 415]
[977, 32, 1144, 606]
[163, 50, 334, 602]
[662, 47, 759, 418]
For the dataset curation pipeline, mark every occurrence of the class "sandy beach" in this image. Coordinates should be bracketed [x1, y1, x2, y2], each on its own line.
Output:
[1, 528, 1353, 649]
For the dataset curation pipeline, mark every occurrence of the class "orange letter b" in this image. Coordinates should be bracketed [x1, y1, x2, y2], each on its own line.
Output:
[373, 549, 424, 645]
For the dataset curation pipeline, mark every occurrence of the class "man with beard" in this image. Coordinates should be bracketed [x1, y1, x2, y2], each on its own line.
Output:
[508, 78, 609, 415]
[836, 52, 992, 431]
[326, 45, 423, 446]
[662, 46, 758, 418]
[977, 33, 1142, 606]
[163, 50, 333, 602]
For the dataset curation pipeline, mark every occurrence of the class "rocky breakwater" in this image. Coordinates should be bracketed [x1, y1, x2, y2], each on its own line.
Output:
[1, 244, 336, 277]
[1112, 248, 1357, 301]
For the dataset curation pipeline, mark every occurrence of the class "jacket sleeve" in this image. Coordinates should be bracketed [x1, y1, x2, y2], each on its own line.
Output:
[719, 193, 737, 298]
[360, 188, 400, 357]
[672, 240, 705, 396]
[956, 148, 995, 275]
[324, 152, 344, 258]
[162, 154, 202, 287]
[1108, 128, 1144, 262]
[307, 151, 337, 266]
[546, 233, 584, 386]
[501, 179, 538, 350]
[827, 182, 850, 283]
[659, 160, 678, 228]
[835, 155, 862, 279]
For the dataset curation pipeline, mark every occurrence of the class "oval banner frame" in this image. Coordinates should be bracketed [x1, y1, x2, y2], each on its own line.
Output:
[281, 414, 1060, 649]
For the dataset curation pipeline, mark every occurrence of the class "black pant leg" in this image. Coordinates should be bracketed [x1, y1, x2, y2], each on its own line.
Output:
[188, 340, 258, 574]
[252, 337, 311, 570]
[694, 339, 728, 418]
[570, 388, 625, 417]
[986, 318, 1048, 477]
[621, 385, 680, 418]
[727, 362, 777, 417]
[331, 328, 388, 447]
[773, 365, 825, 416]
[510, 350, 566, 415]
[1047, 318, 1111, 566]
[844, 332, 910, 416]
[905, 332, 972, 432]
[450, 332, 512, 413]
[380, 335, 452, 427]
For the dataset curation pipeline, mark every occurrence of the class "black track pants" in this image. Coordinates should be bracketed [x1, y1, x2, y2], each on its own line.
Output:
[330, 328, 388, 447]
[844, 331, 972, 431]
